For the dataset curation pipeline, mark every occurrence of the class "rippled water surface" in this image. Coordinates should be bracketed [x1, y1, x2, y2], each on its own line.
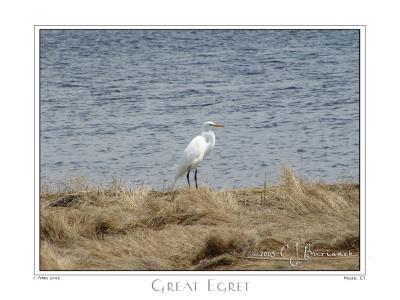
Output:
[40, 30, 360, 189]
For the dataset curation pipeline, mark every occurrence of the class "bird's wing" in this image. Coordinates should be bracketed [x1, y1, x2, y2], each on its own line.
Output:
[175, 135, 207, 179]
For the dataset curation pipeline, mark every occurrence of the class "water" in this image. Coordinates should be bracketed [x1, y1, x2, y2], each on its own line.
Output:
[40, 29, 360, 190]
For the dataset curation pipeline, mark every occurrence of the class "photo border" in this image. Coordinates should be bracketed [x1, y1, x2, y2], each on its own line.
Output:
[34, 25, 366, 276]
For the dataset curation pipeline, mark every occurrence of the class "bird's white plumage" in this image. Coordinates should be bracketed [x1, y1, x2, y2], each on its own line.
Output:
[175, 134, 211, 178]
[172, 121, 223, 188]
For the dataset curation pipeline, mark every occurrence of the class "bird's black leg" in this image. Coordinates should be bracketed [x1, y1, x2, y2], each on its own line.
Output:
[186, 169, 191, 188]
[194, 169, 198, 189]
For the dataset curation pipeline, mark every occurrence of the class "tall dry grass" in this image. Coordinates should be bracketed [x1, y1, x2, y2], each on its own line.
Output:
[40, 167, 359, 271]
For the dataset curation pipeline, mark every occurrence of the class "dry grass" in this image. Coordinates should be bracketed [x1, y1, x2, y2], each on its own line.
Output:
[40, 167, 359, 271]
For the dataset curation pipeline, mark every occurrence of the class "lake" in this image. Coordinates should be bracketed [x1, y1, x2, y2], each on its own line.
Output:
[40, 29, 359, 190]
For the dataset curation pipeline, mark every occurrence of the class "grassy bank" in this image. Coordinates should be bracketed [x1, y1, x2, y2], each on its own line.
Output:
[40, 168, 359, 271]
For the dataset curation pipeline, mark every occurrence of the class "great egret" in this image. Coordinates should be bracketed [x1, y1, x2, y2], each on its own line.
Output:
[173, 121, 224, 189]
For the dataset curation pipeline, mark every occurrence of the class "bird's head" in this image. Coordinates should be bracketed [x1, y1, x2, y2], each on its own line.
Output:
[202, 121, 224, 132]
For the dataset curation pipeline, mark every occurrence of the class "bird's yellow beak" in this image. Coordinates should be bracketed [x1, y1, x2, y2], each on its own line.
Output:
[211, 124, 224, 128]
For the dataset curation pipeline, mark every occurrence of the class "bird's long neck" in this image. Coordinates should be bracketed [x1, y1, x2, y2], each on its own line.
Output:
[201, 129, 215, 140]
[201, 130, 216, 155]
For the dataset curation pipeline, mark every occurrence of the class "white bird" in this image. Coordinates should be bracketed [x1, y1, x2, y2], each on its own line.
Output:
[173, 121, 224, 189]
